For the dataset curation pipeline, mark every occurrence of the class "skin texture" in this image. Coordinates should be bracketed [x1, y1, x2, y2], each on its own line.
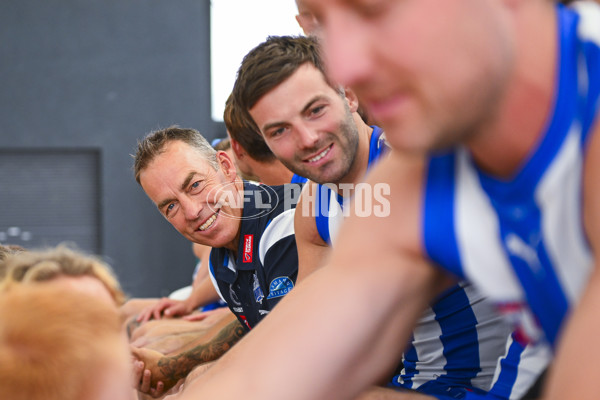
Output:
[139, 142, 243, 252]
[131, 314, 244, 392]
[250, 64, 362, 187]
[249, 63, 376, 281]
[134, 140, 251, 395]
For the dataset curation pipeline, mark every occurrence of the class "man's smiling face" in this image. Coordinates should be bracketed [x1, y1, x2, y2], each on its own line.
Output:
[139, 140, 242, 251]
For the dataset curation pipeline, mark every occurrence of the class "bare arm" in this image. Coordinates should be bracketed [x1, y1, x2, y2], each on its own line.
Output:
[132, 317, 245, 392]
[543, 124, 600, 399]
[295, 182, 332, 282]
[179, 153, 449, 400]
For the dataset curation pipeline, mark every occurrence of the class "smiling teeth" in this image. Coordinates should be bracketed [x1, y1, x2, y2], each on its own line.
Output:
[199, 213, 217, 231]
[308, 146, 331, 163]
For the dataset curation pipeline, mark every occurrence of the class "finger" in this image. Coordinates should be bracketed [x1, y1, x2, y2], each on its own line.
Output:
[140, 369, 152, 393]
[132, 360, 145, 388]
[151, 381, 165, 398]
[182, 313, 206, 321]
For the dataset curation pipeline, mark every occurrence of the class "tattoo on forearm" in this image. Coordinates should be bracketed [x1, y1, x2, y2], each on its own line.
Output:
[157, 320, 246, 381]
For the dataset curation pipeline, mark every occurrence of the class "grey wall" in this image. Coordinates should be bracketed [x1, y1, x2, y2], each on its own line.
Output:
[0, 0, 224, 297]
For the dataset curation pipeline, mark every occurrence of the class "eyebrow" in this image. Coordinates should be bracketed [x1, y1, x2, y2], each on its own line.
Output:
[156, 171, 197, 210]
[261, 95, 327, 133]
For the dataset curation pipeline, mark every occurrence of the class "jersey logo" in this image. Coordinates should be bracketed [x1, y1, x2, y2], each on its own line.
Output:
[266, 276, 294, 299]
[504, 233, 541, 273]
[229, 284, 242, 306]
[239, 315, 251, 330]
[243, 234, 253, 263]
[253, 273, 264, 304]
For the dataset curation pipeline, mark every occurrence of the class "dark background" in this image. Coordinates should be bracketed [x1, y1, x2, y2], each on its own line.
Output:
[0, 0, 226, 297]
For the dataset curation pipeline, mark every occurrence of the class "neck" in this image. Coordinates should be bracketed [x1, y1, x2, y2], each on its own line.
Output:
[467, 1, 557, 178]
[337, 113, 374, 196]
[250, 159, 294, 185]
[225, 178, 246, 252]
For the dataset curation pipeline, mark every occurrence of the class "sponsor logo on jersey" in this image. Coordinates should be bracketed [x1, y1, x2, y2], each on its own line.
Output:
[253, 273, 264, 304]
[229, 284, 242, 306]
[239, 315, 251, 330]
[266, 276, 294, 299]
[233, 307, 243, 313]
[258, 309, 270, 316]
[243, 234, 253, 263]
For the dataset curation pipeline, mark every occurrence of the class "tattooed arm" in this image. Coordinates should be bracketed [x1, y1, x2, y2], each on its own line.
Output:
[132, 319, 246, 394]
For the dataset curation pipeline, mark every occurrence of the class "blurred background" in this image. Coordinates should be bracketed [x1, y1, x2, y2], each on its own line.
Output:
[0, 0, 301, 297]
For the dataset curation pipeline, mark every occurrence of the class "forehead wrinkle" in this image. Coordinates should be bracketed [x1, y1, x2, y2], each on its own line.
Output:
[155, 171, 197, 211]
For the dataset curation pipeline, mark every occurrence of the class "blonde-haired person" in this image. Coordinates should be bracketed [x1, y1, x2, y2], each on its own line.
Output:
[0, 244, 126, 307]
[0, 284, 133, 400]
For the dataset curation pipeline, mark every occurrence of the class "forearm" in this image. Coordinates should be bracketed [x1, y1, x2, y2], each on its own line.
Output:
[180, 259, 440, 400]
[185, 275, 220, 310]
[157, 319, 246, 382]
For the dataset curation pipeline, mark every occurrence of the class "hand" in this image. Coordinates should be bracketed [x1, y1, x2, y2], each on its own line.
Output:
[182, 308, 220, 322]
[132, 357, 165, 398]
[131, 347, 180, 395]
[136, 298, 193, 323]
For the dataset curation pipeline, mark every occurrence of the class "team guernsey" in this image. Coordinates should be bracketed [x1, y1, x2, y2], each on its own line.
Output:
[421, 4, 600, 398]
[423, 2, 599, 350]
[208, 181, 301, 331]
[316, 128, 546, 398]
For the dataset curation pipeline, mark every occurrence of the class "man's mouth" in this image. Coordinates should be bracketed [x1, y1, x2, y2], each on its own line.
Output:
[198, 211, 218, 231]
[305, 144, 332, 163]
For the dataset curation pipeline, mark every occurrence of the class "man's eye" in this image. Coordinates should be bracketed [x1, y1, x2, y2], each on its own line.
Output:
[190, 181, 203, 193]
[309, 105, 326, 118]
[163, 202, 176, 217]
[311, 105, 324, 114]
[270, 127, 286, 137]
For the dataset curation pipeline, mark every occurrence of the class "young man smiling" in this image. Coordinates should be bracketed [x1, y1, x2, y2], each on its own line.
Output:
[228, 35, 547, 400]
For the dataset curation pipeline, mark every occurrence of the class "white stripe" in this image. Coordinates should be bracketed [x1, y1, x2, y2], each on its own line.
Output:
[574, 1, 600, 45]
[536, 124, 592, 305]
[465, 284, 515, 390]
[455, 148, 523, 301]
[510, 341, 552, 400]
[328, 192, 345, 246]
[259, 208, 296, 265]
[403, 306, 445, 388]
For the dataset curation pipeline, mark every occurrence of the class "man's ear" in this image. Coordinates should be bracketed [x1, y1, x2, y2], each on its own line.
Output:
[216, 150, 237, 181]
[343, 87, 360, 113]
[229, 136, 245, 159]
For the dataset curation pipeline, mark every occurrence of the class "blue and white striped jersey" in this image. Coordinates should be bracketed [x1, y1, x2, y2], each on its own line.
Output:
[423, 3, 600, 351]
[314, 127, 541, 398]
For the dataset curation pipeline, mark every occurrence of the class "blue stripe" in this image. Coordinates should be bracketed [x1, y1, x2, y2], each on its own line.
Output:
[432, 285, 480, 386]
[478, 7, 578, 202]
[208, 249, 217, 279]
[290, 174, 308, 184]
[367, 125, 387, 169]
[423, 153, 463, 278]
[473, 5, 579, 348]
[486, 335, 525, 399]
[396, 334, 418, 389]
[315, 184, 331, 244]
